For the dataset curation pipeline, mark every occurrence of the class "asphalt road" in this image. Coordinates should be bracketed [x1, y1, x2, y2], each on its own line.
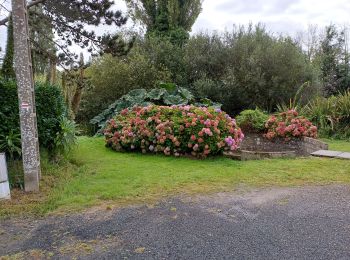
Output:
[1, 185, 350, 259]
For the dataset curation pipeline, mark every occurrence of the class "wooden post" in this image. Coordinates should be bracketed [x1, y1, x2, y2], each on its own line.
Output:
[12, 0, 41, 192]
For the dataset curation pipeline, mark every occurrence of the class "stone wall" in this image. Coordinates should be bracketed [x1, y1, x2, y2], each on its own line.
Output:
[229, 134, 329, 160]
[240, 150, 297, 161]
[302, 137, 328, 154]
[240, 134, 302, 154]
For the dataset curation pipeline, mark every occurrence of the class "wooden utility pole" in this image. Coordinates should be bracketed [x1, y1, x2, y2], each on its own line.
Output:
[12, 0, 41, 192]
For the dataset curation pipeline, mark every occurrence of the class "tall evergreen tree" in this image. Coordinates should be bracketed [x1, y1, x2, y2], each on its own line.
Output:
[1, 17, 15, 78]
[125, 0, 203, 45]
[29, 4, 56, 75]
[0, 0, 131, 69]
[319, 25, 350, 96]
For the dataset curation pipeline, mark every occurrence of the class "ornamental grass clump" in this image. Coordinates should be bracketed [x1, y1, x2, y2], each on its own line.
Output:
[265, 110, 317, 141]
[104, 105, 244, 158]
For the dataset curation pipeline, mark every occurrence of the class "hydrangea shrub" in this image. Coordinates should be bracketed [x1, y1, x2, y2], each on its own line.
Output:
[104, 105, 244, 158]
[265, 110, 318, 140]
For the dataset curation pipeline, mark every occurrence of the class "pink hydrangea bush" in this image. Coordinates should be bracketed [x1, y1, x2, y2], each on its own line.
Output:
[104, 105, 244, 158]
[264, 110, 318, 141]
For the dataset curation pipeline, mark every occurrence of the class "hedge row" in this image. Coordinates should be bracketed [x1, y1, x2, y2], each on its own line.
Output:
[0, 79, 68, 155]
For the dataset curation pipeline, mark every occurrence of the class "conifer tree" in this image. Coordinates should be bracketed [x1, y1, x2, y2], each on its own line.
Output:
[125, 0, 203, 45]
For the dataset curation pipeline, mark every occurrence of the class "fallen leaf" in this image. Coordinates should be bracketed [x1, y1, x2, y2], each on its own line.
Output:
[134, 247, 146, 254]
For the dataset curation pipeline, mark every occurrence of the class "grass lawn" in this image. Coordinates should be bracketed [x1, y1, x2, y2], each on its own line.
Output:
[323, 138, 350, 152]
[1, 137, 350, 218]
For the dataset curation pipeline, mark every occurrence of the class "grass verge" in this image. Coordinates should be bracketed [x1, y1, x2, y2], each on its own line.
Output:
[1, 137, 349, 218]
[323, 138, 350, 152]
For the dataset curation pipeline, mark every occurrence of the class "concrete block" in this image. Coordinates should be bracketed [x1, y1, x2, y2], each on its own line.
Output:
[336, 152, 350, 160]
[0, 153, 8, 183]
[0, 153, 10, 200]
[0, 182, 10, 200]
[311, 150, 343, 158]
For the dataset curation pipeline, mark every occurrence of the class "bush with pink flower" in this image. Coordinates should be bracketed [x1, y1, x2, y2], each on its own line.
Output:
[104, 105, 244, 158]
[264, 110, 318, 140]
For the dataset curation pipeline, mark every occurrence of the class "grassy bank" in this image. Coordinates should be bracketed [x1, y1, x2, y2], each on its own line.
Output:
[324, 138, 350, 152]
[1, 137, 350, 218]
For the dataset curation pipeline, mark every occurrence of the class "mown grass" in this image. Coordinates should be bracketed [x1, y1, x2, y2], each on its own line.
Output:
[1, 137, 349, 218]
[323, 138, 350, 152]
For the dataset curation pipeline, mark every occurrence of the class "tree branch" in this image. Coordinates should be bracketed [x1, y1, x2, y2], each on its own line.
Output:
[0, 0, 46, 26]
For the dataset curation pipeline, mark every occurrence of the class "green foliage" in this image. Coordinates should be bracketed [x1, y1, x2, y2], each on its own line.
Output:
[35, 83, 68, 152]
[301, 91, 350, 139]
[79, 25, 320, 125]
[318, 25, 350, 96]
[236, 109, 269, 133]
[54, 117, 79, 154]
[188, 25, 319, 114]
[90, 83, 220, 133]
[0, 130, 21, 160]
[0, 80, 19, 137]
[77, 52, 172, 124]
[125, 0, 203, 45]
[276, 82, 310, 112]
[104, 105, 244, 158]
[0, 80, 76, 157]
[29, 5, 57, 75]
[137, 37, 187, 85]
[1, 17, 15, 79]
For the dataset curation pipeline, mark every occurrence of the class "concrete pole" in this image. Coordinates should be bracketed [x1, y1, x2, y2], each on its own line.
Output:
[11, 0, 41, 192]
[0, 153, 11, 200]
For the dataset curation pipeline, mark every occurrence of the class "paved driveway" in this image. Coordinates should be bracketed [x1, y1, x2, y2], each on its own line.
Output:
[1, 185, 350, 259]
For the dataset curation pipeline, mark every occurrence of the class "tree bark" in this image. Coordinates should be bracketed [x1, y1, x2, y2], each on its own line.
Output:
[72, 68, 84, 117]
[12, 0, 41, 192]
[71, 54, 85, 117]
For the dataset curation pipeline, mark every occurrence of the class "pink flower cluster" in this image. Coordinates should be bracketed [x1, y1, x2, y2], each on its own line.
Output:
[264, 110, 317, 141]
[104, 105, 244, 158]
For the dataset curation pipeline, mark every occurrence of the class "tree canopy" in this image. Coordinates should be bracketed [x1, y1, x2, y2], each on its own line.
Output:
[0, 0, 130, 71]
[125, 0, 203, 45]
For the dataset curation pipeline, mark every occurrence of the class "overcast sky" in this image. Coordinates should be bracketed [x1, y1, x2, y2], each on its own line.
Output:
[193, 0, 350, 35]
[1, 0, 350, 57]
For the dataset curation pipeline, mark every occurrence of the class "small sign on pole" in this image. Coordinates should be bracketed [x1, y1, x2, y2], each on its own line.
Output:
[0, 153, 11, 200]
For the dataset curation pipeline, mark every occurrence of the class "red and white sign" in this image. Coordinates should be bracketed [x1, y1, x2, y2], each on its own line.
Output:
[21, 102, 30, 111]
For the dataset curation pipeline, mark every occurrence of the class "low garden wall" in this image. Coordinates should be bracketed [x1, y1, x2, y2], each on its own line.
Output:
[226, 134, 328, 160]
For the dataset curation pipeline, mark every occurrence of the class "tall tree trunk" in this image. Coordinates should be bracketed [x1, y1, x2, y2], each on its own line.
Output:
[71, 54, 85, 118]
[46, 56, 56, 84]
[49, 57, 57, 84]
[71, 85, 83, 118]
[12, 0, 41, 192]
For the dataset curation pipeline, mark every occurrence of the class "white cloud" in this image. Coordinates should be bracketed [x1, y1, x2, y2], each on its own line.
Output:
[192, 0, 350, 36]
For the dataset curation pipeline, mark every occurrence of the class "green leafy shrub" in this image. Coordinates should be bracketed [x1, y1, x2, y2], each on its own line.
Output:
[104, 105, 244, 158]
[0, 79, 76, 156]
[301, 91, 350, 139]
[35, 83, 68, 152]
[78, 26, 319, 126]
[0, 80, 19, 136]
[265, 110, 318, 141]
[78, 48, 172, 124]
[236, 109, 269, 133]
[54, 116, 79, 154]
[0, 130, 21, 160]
[186, 25, 319, 114]
[91, 83, 221, 133]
